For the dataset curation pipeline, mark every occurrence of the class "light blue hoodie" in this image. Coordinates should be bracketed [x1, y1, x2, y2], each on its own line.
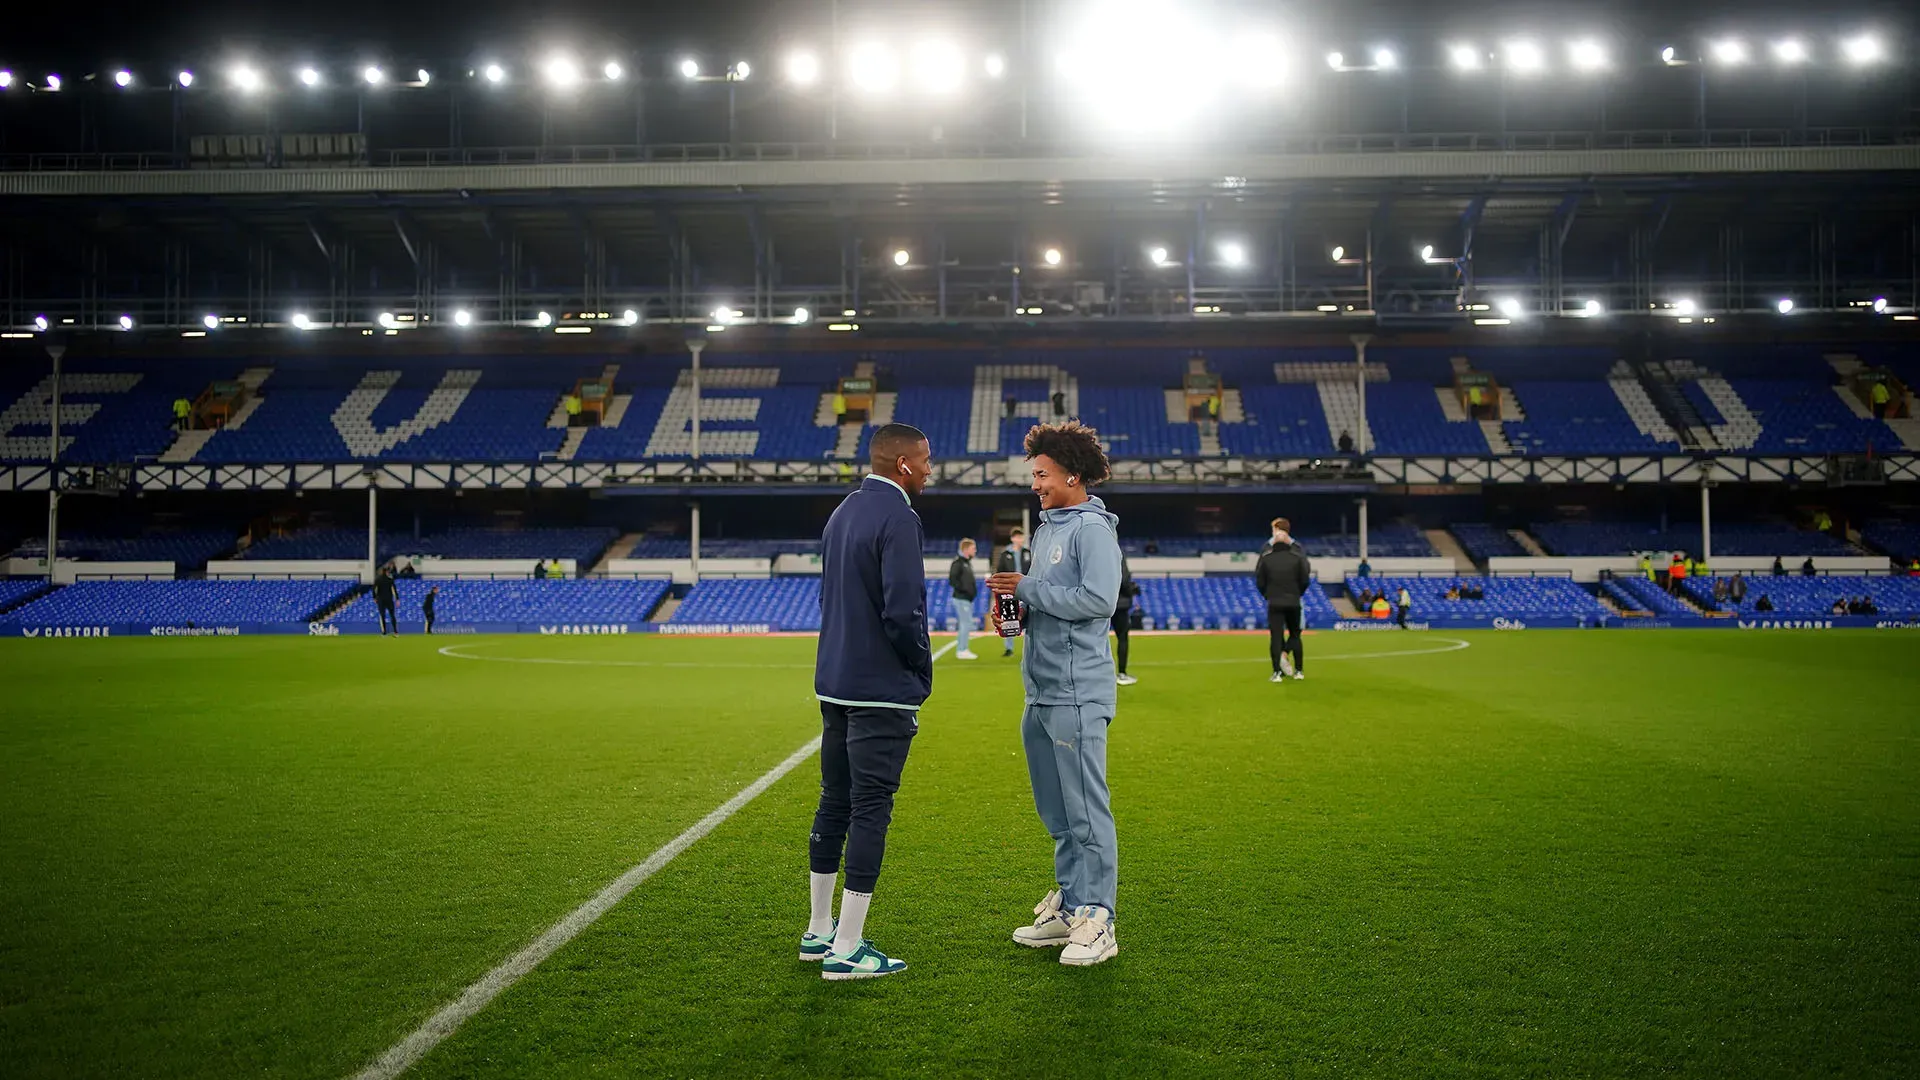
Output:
[1014, 496, 1123, 708]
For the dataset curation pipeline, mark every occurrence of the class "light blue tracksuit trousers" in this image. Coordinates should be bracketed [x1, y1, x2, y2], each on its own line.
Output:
[1022, 702, 1118, 917]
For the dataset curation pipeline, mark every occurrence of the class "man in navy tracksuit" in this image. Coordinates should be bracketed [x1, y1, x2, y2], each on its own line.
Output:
[804, 424, 936, 981]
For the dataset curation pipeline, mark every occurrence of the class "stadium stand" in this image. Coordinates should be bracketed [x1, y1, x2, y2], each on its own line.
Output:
[330, 578, 669, 627]
[1681, 575, 1920, 618]
[1135, 576, 1337, 629]
[925, 579, 990, 632]
[1448, 524, 1530, 562]
[1503, 382, 1682, 455]
[1607, 576, 1707, 619]
[1530, 521, 1856, 557]
[1861, 520, 1920, 564]
[1347, 576, 1610, 620]
[0, 579, 51, 613]
[669, 577, 822, 629]
[0, 580, 355, 628]
[7, 529, 235, 569]
[239, 526, 617, 563]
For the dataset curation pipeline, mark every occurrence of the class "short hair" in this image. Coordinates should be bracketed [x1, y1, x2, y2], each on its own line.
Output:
[1008, 527, 1025, 539]
[959, 538, 976, 551]
[1272, 517, 1291, 534]
[869, 423, 928, 472]
[1023, 420, 1110, 486]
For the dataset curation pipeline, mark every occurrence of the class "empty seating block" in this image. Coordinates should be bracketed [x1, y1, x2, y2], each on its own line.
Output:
[1532, 522, 1856, 557]
[240, 526, 617, 564]
[1348, 576, 1608, 620]
[670, 578, 823, 629]
[1681, 575, 1920, 618]
[1449, 524, 1529, 562]
[331, 579, 668, 627]
[1136, 577, 1336, 629]
[0, 579, 50, 612]
[1862, 521, 1920, 563]
[0, 580, 354, 628]
[8, 529, 234, 569]
[1609, 576, 1705, 618]
[1503, 382, 1678, 455]
[925, 579, 989, 631]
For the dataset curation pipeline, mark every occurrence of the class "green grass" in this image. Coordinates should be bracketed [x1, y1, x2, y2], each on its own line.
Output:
[1, 630, 1916, 1078]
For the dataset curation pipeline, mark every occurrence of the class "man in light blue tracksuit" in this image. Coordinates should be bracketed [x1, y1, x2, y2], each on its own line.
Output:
[988, 420, 1123, 967]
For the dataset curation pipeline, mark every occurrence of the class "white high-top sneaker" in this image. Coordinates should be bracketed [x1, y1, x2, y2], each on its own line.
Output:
[1060, 906, 1119, 966]
[1012, 888, 1073, 948]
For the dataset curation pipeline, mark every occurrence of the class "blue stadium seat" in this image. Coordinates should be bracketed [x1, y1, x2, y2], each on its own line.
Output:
[331, 579, 669, 626]
[1449, 524, 1528, 562]
[1531, 521, 1855, 557]
[8, 529, 234, 569]
[670, 578, 823, 629]
[1348, 576, 1608, 620]
[1135, 577, 1336, 629]
[1681, 575, 1920, 618]
[0, 580, 355, 627]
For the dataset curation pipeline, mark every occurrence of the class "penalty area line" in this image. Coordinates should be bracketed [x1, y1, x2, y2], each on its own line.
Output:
[349, 735, 823, 1080]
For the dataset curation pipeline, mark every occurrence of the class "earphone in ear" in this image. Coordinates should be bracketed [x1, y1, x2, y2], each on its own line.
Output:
[1068, 477, 1078, 486]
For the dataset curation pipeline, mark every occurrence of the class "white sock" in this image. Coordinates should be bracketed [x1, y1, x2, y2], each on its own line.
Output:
[807, 872, 838, 937]
[833, 889, 872, 955]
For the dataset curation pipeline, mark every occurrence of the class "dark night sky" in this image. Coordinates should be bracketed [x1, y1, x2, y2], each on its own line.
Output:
[6, 1, 1911, 73]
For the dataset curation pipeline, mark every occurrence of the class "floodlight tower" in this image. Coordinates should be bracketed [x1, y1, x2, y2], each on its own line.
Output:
[687, 330, 709, 582]
[45, 342, 65, 582]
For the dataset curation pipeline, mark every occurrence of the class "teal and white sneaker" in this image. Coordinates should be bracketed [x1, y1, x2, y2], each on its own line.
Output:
[1060, 906, 1119, 967]
[820, 940, 908, 981]
[799, 920, 837, 962]
[1012, 887, 1073, 948]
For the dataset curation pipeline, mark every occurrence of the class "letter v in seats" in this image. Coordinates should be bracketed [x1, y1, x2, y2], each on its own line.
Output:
[331, 369, 481, 457]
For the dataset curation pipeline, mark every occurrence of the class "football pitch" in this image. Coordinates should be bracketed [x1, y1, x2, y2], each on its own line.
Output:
[1, 630, 1916, 1078]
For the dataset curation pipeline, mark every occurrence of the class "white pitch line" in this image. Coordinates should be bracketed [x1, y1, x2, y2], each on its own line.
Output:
[440, 637, 963, 669]
[350, 736, 822, 1080]
[1132, 636, 1473, 666]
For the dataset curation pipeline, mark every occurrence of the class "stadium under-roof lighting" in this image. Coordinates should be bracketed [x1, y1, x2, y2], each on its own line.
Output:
[623, 309, 639, 325]
[679, 58, 700, 79]
[912, 40, 964, 94]
[1776, 298, 1795, 314]
[1873, 297, 1889, 314]
[377, 312, 398, 329]
[201, 314, 220, 329]
[849, 43, 898, 92]
[1043, 248, 1063, 267]
[1149, 246, 1170, 267]
[1584, 299, 1604, 316]
[298, 66, 321, 87]
[892, 249, 911, 267]
[603, 61, 623, 81]
[1330, 245, 1346, 261]
[548, 57, 581, 87]
[1219, 241, 1248, 268]
[231, 66, 262, 92]
[0, 71, 12, 90]
[1842, 35, 1884, 65]
[1505, 40, 1546, 73]
[534, 311, 553, 327]
[177, 71, 194, 87]
[118, 315, 134, 330]
[1326, 52, 1344, 71]
[732, 61, 750, 81]
[1373, 48, 1397, 70]
[291, 313, 313, 330]
[985, 54, 1006, 78]
[482, 63, 505, 84]
[452, 309, 473, 327]
[1419, 244, 1436, 262]
[793, 306, 811, 324]
[1448, 44, 1481, 71]
[786, 52, 821, 85]
[1660, 46, 1678, 64]
[1568, 40, 1608, 72]
[1710, 40, 1747, 65]
[1772, 39, 1808, 65]
[416, 69, 430, 85]
[1496, 296, 1522, 317]
[363, 66, 385, 86]
[45, 74, 61, 91]
[33, 315, 48, 332]
[113, 70, 133, 88]
[1674, 298, 1697, 316]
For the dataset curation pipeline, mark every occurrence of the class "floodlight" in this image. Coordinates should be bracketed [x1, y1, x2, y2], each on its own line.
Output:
[793, 306, 811, 324]
[114, 70, 133, 88]
[291, 313, 313, 330]
[1873, 297, 1889, 313]
[1674, 298, 1697, 316]
[453, 309, 473, 327]
[118, 315, 134, 330]
[1150, 247, 1170, 267]
[483, 63, 505, 84]
[1660, 46, 1678, 64]
[548, 57, 581, 86]
[622, 309, 639, 325]
[45, 74, 61, 91]
[985, 54, 1006, 78]
[1772, 39, 1807, 65]
[377, 311, 398, 328]
[1330, 245, 1348, 262]
[33, 315, 48, 331]
[177, 70, 194, 87]
[912, 40, 964, 94]
[1220, 241, 1248, 268]
[1326, 52, 1344, 70]
[231, 66, 262, 92]
[1776, 298, 1795, 314]
[202, 314, 220, 329]
[1043, 248, 1063, 267]
[1496, 296, 1522, 317]
[892, 249, 910, 267]
[1710, 40, 1747, 65]
[1419, 244, 1436, 262]
[1373, 48, 1397, 70]
[1448, 44, 1481, 71]
[1505, 40, 1546, 73]
[786, 52, 820, 85]
[731, 61, 750, 81]
[1568, 40, 1607, 72]
[0, 71, 12, 89]
[849, 43, 898, 92]
[534, 311, 553, 327]
[679, 58, 700, 79]
[416, 69, 430, 85]
[299, 66, 321, 87]
[603, 61, 623, 81]
[363, 66, 385, 86]
[1842, 35, 1883, 65]
[1584, 299, 1604, 316]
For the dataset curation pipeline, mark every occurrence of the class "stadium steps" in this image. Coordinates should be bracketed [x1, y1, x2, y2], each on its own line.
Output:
[556, 428, 589, 460]
[870, 392, 897, 426]
[1830, 385, 1874, 420]
[1435, 387, 1470, 422]
[159, 429, 218, 463]
[1608, 362, 1681, 446]
[651, 594, 682, 622]
[833, 423, 864, 458]
[814, 392, 839, 426]
[1329, 594, 1363, 618]
[1163, 389, 1186, 424]
[310, 586, 366, 624]
[0, 583, 55, 616]
[1825, 353, 1865, 379]
[1510, 529, 1551, 557]
[1220, 389, 1245, 423]
[1885, 418, 1920, 451]
[1426, 529, 1479, 572]
[1478, 420, 1513, 454]
[602, 394, 633, 428]
[590, 533, 646, 574]
[1632, 357, 1710, 450]
[1595, 590, 1631, 617]
[1696, 377, 1762, 450]
[1314, 381, 1372, 454]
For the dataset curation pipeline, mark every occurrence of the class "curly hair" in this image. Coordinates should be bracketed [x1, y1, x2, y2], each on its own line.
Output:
[1023, 420, 1111, 486]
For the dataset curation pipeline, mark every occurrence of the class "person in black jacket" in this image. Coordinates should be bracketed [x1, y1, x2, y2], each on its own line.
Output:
[1255, 517, 1311, 682]
[1113, 553, 1139, 685]
[373, 567, 399, 636]
[422, 585, 438, 635]
[996, 528, 1033, 656]
[949, 538, 979, 659]
[805, 423, 934, 981]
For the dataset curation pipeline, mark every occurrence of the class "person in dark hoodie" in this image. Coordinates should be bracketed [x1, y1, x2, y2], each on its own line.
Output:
[989, 420, 1123, 968]
[373, 567, 399, 636]
[1112, 553, 1139, 686]
[1256, 518, 1311, 681]
[804, 423, 936, 982]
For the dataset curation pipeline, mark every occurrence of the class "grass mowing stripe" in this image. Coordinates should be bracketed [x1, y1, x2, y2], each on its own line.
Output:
[351, 736, 824, 1080]
[439, 636, 962, 669]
